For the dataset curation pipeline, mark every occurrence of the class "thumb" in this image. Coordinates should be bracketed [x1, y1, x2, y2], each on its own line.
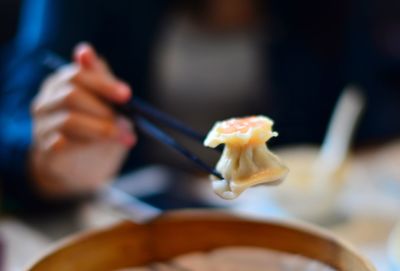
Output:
[73, 42, 102, 71]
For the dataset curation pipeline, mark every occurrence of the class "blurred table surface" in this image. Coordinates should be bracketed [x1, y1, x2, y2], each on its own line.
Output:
[1, 141, 400, 271]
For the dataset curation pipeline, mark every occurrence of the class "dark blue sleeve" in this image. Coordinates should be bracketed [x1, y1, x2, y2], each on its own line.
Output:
[0, 0, 101, 211]
[0, 0, 169, 211]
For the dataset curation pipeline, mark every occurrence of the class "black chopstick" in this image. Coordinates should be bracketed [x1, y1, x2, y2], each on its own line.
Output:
[121, 99, 205, 143]
[135, 116, 223, 179]
[41, 51, 223, 179]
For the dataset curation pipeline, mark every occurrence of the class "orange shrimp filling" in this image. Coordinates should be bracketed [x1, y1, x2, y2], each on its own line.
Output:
[217, 116, 266, 134]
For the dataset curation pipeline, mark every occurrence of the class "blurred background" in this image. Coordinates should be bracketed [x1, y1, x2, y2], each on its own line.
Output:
[0, 0, 400, 270]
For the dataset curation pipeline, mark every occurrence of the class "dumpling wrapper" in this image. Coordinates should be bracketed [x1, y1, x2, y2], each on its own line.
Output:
[204, 116, 288, 199]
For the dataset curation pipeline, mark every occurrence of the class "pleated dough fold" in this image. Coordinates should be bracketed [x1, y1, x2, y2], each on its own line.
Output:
[204, 116, 288, 199]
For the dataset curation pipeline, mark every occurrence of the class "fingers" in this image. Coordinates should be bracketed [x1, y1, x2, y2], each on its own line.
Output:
[30, 43, 136, 198]
[60, 112, 120, 140]
[32, 43, 136, 153]
[38, 43, 131, 111]
[71, 43, 131, 103]
[71, 70, 131, 103]
[115, 117, 137, 146]
[36, 111, 118, 141]
[33, 81, 136, 147]
[33, 84, 115, 119]
[74, 43, 110, 72]
[40, 125, 136, 154]
[74, 42, 97, 70]
[34, 111, 136, 147]
[41, 132, 68, 153]
[40, 44, 131, 104]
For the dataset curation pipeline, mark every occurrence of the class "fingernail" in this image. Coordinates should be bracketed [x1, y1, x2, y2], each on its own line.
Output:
[75, 42, 91, 54]
[74, 42, 96, 69]
[116, 117, 136, 147]
[115, 82, 131, 101]
[117, 117, 131, 132]
[120, 132, 136, 147]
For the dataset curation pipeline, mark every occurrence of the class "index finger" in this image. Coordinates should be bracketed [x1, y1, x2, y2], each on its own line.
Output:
[70, 66, 131, 103]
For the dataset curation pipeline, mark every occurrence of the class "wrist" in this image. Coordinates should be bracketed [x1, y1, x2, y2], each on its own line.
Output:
[29, 148, 70, 198]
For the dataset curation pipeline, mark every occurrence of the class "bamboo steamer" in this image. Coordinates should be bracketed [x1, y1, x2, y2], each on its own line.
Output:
[26, 210, 375, 271]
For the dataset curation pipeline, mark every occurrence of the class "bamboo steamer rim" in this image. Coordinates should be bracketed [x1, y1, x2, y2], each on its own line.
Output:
[25, 210, 376, 271]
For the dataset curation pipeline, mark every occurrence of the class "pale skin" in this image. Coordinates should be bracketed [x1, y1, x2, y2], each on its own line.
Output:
[30, 44, 137, 198]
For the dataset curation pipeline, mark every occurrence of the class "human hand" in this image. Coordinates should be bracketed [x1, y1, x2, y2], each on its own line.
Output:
[30, 43, 136, 197]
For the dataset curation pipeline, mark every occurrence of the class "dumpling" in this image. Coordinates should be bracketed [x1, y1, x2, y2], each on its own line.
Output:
[204, 116, 288, 199]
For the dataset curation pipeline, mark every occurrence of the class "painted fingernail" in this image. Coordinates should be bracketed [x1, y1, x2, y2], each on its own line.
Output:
[115, 82, 131, 101]
[117, 117, 131, 132]
[74, 42, 95, 68]
[75, 42, 90, 55]
[116, 117, 136, 147]
[120, 132, 136, 147]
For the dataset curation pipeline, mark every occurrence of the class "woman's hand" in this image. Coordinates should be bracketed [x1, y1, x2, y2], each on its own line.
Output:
[30, 43, 136, 198]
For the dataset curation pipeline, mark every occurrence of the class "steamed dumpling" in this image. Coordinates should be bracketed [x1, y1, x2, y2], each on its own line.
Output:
[204, 116, 288, 199]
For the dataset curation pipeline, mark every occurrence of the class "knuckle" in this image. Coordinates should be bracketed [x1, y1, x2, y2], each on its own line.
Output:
[68, 65, 84, 83]
[40, 73, 59, 92]
[41, 67, 74, 93]
[99, 123, 112, 136]
[32, 122, 45, 140]
[97, 75, 116, 93]
[48, 134, 66, 153]
[60, 112, 76, 130]
[31, 99, 42, 115]
[100, 122, 116, 137]
[31, 91, 48, 115]
[63, 86, 79, 107]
